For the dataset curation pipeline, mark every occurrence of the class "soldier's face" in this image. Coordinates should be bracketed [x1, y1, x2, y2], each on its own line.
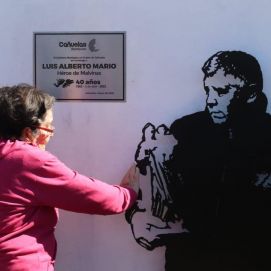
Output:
[204, 68, 244, 124]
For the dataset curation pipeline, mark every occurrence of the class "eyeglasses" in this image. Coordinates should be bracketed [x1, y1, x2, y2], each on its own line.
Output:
[35, 126, 55, 134]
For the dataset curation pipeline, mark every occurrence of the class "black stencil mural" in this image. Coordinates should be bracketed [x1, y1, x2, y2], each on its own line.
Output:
[126, 51, 271, 271]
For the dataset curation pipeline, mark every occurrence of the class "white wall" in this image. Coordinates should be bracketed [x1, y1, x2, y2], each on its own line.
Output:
[1, 0, 271, 270]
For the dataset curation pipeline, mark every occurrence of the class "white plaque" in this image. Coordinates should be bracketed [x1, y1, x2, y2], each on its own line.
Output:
[34, 32, 125, 101]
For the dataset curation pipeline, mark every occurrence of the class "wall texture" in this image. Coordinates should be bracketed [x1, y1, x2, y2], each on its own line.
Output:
[0, 1, 271, 270]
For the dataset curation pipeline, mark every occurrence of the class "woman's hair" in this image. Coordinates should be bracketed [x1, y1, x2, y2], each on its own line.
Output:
[0, 84, 55, 140]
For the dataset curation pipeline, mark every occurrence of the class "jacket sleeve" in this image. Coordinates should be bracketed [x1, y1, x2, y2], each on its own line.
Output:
[25, 152, 137, 215]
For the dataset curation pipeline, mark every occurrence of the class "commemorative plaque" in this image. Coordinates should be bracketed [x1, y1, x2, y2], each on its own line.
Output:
[34, 32, 125, 101]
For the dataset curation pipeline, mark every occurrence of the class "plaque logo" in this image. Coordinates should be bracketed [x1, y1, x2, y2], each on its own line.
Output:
[59, 41, 87, 48]
[88, 39, 99, 52]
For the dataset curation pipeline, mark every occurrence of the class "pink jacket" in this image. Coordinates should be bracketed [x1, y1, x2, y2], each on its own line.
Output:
[0, 140, 137, 271]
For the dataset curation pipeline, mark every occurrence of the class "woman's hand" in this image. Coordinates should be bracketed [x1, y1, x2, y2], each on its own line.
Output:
[120, 164, 140, 193]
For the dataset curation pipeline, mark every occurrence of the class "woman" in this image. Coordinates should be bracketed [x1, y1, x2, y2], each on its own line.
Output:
[0, 84, 139, 271]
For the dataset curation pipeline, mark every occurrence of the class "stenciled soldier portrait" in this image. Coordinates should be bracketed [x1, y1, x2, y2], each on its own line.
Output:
[126, 50, 271, 271]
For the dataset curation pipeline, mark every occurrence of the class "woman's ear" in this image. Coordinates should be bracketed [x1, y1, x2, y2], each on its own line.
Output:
[21, 127, 34, 142]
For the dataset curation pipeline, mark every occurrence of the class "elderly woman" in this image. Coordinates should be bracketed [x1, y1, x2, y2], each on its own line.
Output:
[0, 84, 139, 271]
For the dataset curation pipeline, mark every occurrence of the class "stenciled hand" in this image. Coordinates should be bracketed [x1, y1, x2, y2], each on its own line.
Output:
[129, 208, 186, 250]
